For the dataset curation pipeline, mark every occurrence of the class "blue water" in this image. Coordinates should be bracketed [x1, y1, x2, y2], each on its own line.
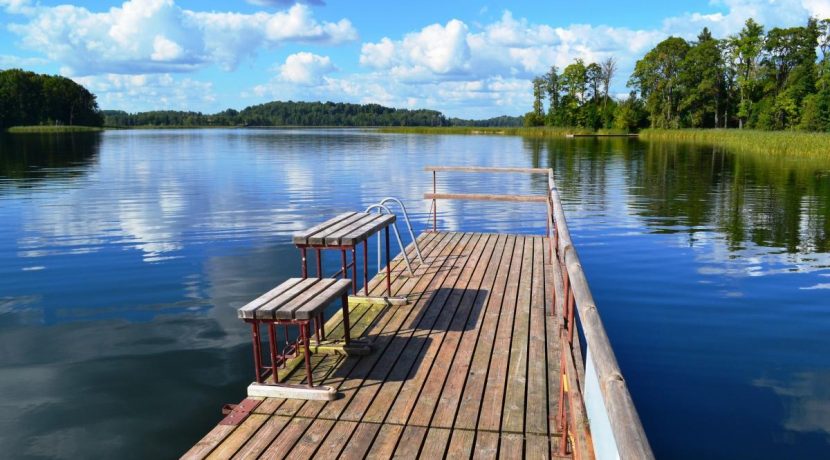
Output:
[0, 129, 828, 458]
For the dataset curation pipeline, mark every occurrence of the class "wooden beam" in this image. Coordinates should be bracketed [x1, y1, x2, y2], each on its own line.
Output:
[424, 166, 549, 174]
[424, 192, 547, 203]
[247, 382, 337, 401]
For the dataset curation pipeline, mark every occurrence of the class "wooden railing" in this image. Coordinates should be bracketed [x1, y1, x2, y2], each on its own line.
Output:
[425, 166, 654, 459]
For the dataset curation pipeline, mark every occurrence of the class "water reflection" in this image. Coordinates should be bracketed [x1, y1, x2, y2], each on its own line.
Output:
[0, 132, 101, 184]
[1, 130, 829, 458]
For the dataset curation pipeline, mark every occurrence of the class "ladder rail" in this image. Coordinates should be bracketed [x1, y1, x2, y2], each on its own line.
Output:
[378, 197, 425, 263]
[364, 203, 415, 276]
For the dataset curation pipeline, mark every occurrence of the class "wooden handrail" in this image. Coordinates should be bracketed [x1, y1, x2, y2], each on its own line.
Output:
[548, 170, 654, 459]
[424, 166, 549, 174]
[424, 192, 547, 202]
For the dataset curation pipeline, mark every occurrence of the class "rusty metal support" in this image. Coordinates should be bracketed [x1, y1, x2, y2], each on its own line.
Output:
[315, 248, 322, 279]
[363, 240, 369, 295]
[250, 321, 263, 384]
[351, 246, 357, 295]
[432, 170, 437, 232]
[300, 247, 307, 278]
[385, 226, 391, 296]
[300, 322, 314, 387]
[268, 323, 279, 383]
[341, 292, 351, 345]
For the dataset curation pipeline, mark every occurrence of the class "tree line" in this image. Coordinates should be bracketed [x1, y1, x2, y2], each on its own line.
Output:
[0, 69, 103, 129]
[104, 101, 455, 127]
[527, 17, 830, 132]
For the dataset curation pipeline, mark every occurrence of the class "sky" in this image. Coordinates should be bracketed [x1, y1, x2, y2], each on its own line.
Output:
[1, 0, 828, 118]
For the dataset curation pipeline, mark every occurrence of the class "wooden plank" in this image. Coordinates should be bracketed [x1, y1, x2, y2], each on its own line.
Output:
[285, 418, 335, 459]
[229, 415, 292, 460]
[453, 235, 516, 431]
[338, 422, 380, 460]
[272, 278, 337, 320]
[332, 233, 479, 424]
[205, 413, 269, 460]
[237, 278, 304, 319]
[527, 237, 550, 436]
[292, 279, 352, 320]
[419, 427, 451, 459]
[258, 417, 313, 458]
[292, 212, 356, 245]
[430, 234, 509, 429]
[307, 213, 368, 245]
[445, 428, 475, 459]
[502, 236, 534, 434]
[545, 238, 563, 440]
[499, 433, 524, 459]
[424, 192, 547, 203]
[376, 234, 491, 426]
[424, 166, 549, 174]
[322, 213, 383, 246]
[527, 434, 550, 460]
[392, 425, 428, 458]
[312, 420, 357, 458]
[339, 214, 396, 246]
[472, 431, 499, 459]
[407, 233, 500, 427]
[365, 424, 403, 460]
[180, 424, 236, 460]
[477, 236, 525, 432]
[255, 278, 319, 319]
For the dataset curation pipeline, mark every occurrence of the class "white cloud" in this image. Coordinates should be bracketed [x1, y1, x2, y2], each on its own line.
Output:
[0, 54, 48, 68]
[4, 0, 357, 75]
[73, 73, 216, 111]
[278, 52, 336, 85]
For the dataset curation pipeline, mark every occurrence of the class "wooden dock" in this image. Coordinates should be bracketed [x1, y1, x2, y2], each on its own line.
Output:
[183, 166, 653, 459]
[184, 231, 569, 458]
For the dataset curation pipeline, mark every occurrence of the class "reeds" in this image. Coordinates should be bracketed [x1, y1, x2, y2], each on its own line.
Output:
[639, 129, 830, 158]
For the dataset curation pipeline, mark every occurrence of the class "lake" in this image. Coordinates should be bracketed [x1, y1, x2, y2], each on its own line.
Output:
[0, 129, 828, 459]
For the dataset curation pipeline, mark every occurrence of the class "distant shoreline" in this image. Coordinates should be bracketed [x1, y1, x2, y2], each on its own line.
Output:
[6, 125, 104, 133]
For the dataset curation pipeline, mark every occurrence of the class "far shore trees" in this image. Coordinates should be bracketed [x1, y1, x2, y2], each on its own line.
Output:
[526, 16, 830, 132]
[0, 69, 103, 129]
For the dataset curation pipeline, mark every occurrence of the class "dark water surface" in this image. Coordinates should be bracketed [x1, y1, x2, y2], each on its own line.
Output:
[0, 129, 828, 459]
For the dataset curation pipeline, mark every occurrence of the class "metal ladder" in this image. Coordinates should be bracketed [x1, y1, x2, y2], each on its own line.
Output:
[365, 197, 425, 277]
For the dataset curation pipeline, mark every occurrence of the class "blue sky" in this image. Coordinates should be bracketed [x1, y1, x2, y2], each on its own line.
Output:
[1, 0, 827, 118]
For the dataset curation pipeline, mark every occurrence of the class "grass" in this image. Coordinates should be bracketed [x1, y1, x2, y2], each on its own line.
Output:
[376, 126, 593, 137]
[640, 128, 830, 158]
[6, 125, 104, 133]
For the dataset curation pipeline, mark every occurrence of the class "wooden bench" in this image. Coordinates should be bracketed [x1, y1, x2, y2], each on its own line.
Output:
[238, 277, 362, 401]
[293, 212, 396, 296]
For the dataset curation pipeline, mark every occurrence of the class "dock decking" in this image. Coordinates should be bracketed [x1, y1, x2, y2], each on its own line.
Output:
[183, 231, 571, 459]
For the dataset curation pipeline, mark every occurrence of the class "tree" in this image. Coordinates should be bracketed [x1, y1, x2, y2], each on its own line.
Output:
[600, 57, 617, 112]
[730, 18, 765, 128]
[544, 66, 560, 124]
[679, 28, 724, 128]
[629, 36, 691, 128]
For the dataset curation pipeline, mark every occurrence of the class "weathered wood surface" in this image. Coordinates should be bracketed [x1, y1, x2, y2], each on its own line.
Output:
[293, 212, 395, 246]
[184, 232, 579, 459]
[235, 277, 351, 320]
[424, 166, 549, 174]
[548, 171, 654, 459]
[424, 192, 548, 203]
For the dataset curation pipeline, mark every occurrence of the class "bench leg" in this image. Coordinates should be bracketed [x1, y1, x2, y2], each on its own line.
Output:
[363, 240, 369, 295]
[318, 312, 326, 342]
[268, 323, 279, 384]
[250, 322, 263, 384]
[300, 247, 307, 278]
[301, 322, 314, 387]
[341, 249, 348, 281]
[341, 292, 351, 345]
[316, 248, 322, 279]
[385, 227, 391, 296]
[351, 246, 357, 295]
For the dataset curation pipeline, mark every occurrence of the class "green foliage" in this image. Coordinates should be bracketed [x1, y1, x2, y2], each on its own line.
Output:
[613, 93, 648, 131]
[103, 101, 451, 128]
[629, 36, 691, 128]
[640, 128, 830, 158]
[0, 69, 102, 130]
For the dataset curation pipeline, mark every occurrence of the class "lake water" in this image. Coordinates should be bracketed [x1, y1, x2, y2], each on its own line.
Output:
[1, 129, 829, 459]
